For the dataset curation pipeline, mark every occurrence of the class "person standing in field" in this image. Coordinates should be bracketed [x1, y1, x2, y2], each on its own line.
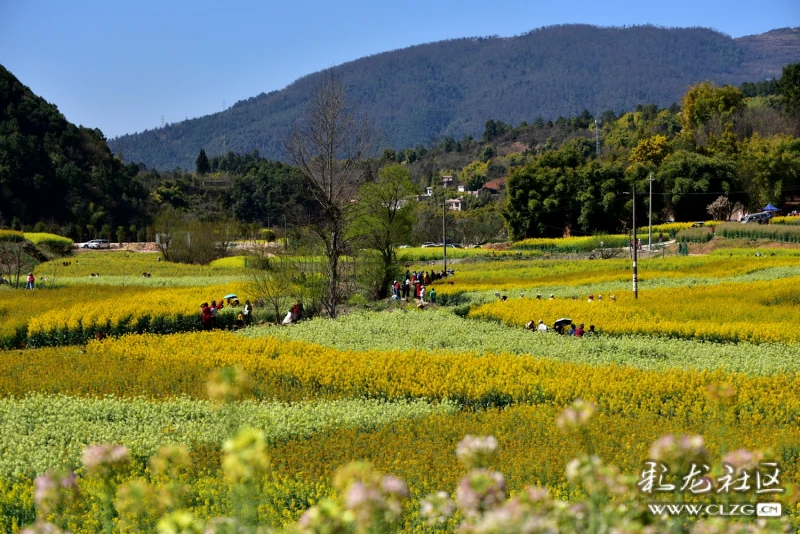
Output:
[243, 300, 252, 325]
[210, 301, 218, 328]
[201, 304, 212, 330]
[26, 273, 35, 290]
[429, 287, 436, 304]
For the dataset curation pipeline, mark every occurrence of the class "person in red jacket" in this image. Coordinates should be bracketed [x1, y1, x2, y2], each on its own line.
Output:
[201, 303, 212, 330]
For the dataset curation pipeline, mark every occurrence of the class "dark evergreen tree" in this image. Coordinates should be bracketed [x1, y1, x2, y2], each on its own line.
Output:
[196, 148, 211, 175]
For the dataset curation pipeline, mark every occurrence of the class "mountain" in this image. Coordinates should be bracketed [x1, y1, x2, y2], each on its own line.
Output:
[0, 66, 148, 228]
[109, 24, 800, 170]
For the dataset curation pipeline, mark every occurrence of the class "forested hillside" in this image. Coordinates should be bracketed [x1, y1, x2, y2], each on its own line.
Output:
[108, 25, 800, 169]
[0, 66, 148, 232]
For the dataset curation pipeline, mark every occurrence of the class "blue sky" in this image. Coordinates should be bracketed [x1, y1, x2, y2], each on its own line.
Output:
[1, 0, 798, 138]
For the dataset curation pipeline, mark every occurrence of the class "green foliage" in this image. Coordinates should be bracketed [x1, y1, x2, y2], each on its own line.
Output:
[675, 227, 713, 243]
[259, 229, 276, 242]
[779, 62, 800, 115]
[680, 82, 744, 130]
[195, 148, 211, 175]
[23, 233, 72, 254]
[716, 221, 800, 242]
[353, 164, 416, 298]
[657, 151, 739, 221]
[504, 142, 626, 239]
[737, 134, 800, 208]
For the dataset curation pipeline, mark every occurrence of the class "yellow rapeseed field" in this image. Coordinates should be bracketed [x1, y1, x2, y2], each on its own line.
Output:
[3, 331, 799, 429]
[469, 277, 800, 343]
[431, 254, 800, 294]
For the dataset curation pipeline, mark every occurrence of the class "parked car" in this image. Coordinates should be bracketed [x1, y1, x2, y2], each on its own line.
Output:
[420, 242, 437, 248]
[79, 239, 100, 249]
[691, 222, 705, 228]
[741, 212, 772, 224]
[88, 239, 110, 249]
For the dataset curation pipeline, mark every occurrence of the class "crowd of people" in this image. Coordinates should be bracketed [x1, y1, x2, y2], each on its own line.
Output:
[391, 268, 455, 304]
[516, 293, 615, 337]
[199, 297, 252, 330]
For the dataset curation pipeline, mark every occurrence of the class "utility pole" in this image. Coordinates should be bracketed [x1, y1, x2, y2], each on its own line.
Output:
[648, 173, 655, 251]
[595, 119, 600, 156]
[443, 194, 447, 273]
[632, 182, 638, 299]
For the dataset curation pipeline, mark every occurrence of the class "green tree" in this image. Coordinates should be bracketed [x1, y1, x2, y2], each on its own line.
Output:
[195, 148, 211, 175]
[657, 151, 739, 220]
[779, 62, 800, 116]
[575, 161, 629, 234]
[630, 135, 670, 166]
[482, 120, 498, 142]
[101, 224, 113, 243]
[503, 149, 579, 239]
[680, 82, 744, 130]
[738, 134, 800, 208]
[353, 164, 416, 299]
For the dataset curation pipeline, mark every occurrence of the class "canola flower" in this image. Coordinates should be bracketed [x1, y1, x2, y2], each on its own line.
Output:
[260, 309, 800, 375]
[0, 394, 454, 478]
[0, 229, 24, 241]
[2, 332, 800, 430]
[0, 286, 153, 349]
[770, 216, 800, 226]
[428, 253, 800, 295]
[25, 283, 248, 347]
[7, 404, 799, 533]
[35, 251, 247, 280]
[23, 233, 73, 253]
[469, 277, 800, 344]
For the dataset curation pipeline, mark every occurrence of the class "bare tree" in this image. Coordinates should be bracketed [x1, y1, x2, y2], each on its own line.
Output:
[246, 242, 326, 324]
[247, 250, 296, 325]
[283, 68, 377, 318]
[0, 236, 35, 288]
[707, 196, 743, 221]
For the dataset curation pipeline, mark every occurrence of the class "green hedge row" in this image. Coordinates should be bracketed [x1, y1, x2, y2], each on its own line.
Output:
[717, 222, 800, 242]
[676, 227, 713, 243]
[26, 311, 240, 348]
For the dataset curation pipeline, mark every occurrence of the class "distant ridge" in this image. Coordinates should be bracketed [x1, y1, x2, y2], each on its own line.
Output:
[108, 24, 800, 169]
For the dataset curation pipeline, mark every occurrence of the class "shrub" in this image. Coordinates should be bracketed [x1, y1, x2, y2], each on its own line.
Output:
[0, 229, 24, 242]
[24, 233, 73, 254]
[675, 227, 713, 243]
